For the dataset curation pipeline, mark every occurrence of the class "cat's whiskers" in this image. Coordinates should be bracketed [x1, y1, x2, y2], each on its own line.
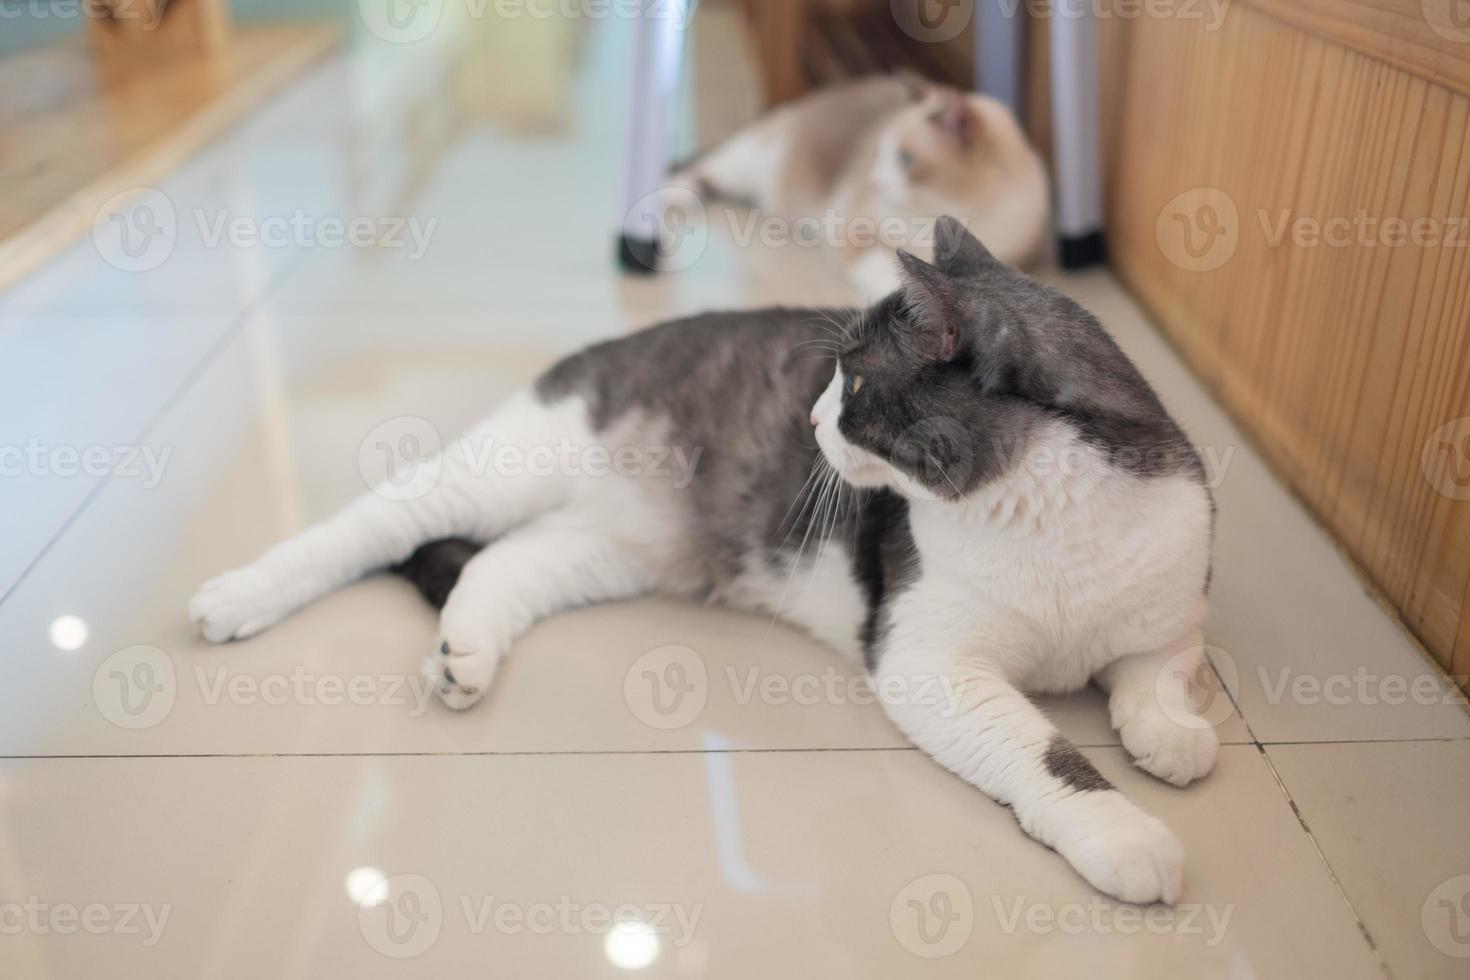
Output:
[773, 459, 826, 547]
[813, 309, 870, 350]
[926, 452, 964, 499]
[765, 459, 838, 633]
[809, 311, 850, 339]
[788, 338, 842, 356]
[815, 467, 847, 563]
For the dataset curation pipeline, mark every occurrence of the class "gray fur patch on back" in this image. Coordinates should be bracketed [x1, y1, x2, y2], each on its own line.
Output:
[1043, 734, 1114, 792]
[536, 308, 852, 593]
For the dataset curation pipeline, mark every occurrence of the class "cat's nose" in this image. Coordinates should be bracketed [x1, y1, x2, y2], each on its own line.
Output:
[809, 411, 819, 427]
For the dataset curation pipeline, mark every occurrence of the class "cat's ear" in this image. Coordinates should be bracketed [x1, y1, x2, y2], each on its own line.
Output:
[932, 215, 996, 279]
[897, 249, 966, 363]
[929, 92, 980, 147]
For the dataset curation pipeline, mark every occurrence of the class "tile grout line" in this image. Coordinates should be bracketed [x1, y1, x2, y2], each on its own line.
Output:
[4, 736, 1466, 762]
[1255, 743, 1395, 980]
[0, 248, 314, 614]
[1204, 649, 1265, 750]
[4, 747, 929, 760]
[1257, 735, 1470, 745]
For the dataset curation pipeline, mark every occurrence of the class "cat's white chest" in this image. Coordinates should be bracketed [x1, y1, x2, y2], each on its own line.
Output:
[898, 466, 1211, 693]
[904, 511, 1103, 678]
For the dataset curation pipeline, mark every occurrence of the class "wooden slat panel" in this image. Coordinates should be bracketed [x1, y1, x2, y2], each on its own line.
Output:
[1103, 5, 1470, 694]
[1240, 0, 1470, 97]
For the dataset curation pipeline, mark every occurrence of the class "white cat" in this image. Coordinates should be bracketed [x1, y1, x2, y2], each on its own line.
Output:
[675, 75, 1051, 295]
[191, 219, 1216, 905]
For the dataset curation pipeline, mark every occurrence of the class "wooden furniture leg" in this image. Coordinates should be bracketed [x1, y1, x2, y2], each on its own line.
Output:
[745, 0, 806, 108]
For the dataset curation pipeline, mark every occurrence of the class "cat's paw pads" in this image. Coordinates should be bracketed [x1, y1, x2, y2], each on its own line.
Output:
[188, 566, 289, 643]
[424, 640, 500, 711]
[1061, 802, 1184, 905]
[1118, 702, 1218, 787]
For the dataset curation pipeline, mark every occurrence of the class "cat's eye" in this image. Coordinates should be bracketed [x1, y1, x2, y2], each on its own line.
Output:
[846, 373, 863, 396]
[897, 149, 917, 171]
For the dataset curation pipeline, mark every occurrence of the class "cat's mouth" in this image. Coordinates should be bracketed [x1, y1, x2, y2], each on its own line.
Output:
[817, 422, 971, 503]
[832, 454, 888, 487]
[814, 424, 889, 489]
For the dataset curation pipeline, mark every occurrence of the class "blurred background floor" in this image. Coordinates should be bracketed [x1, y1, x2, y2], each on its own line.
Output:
[0, 5, 1467, 979]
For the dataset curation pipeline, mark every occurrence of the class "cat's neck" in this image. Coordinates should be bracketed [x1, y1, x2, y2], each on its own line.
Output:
[903, 426, 1112, 535]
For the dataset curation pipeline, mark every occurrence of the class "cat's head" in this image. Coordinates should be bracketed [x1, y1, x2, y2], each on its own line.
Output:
[869, 86, 997, 202]
[810, 216, 1071, 501]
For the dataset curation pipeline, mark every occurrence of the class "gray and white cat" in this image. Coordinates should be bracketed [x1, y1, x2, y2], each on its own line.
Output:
[190, 218, 1216, 904]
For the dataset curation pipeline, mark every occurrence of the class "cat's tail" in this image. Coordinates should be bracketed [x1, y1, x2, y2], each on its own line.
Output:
[393, 538, 482, 610]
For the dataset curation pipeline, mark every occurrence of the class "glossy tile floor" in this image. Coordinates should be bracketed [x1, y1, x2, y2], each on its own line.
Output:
[4, 10, 1470, 980]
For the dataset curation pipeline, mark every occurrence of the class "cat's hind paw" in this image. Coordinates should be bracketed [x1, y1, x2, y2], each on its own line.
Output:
[1117, 700, 1218, 787]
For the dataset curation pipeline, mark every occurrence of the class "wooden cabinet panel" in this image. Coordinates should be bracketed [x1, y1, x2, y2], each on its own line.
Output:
[1101, 4, 1470, 694]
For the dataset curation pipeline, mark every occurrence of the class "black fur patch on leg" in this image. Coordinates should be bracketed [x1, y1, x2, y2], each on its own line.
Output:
[1044, 734, 1114, 792]
[393, 538, 483, 610]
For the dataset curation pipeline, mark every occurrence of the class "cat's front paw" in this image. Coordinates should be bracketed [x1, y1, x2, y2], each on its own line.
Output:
[424, 640, 501, 711]
[1044, 793, 1184, 905]
[188, 565, 291, 643]
[1117, 700, 1218, 787]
